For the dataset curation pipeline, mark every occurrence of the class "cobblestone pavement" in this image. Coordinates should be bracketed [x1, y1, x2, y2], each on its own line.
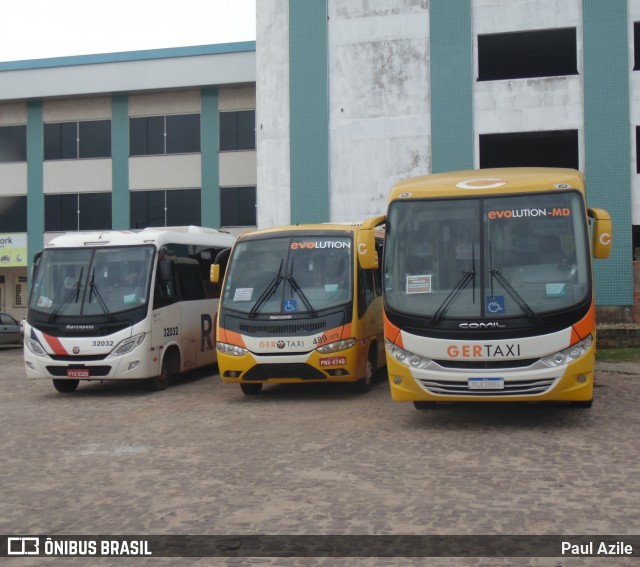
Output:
[1, 345, 639, 567]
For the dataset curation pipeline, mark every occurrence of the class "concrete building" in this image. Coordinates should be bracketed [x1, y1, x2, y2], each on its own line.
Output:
[0, 42, 256, 320]
[256, 0, 639, 322]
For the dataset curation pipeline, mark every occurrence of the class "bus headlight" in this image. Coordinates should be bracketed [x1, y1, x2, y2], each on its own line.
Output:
[25, 336, 47, 357]
[541, 335, 593, 367]
[217, 342, 247, 356]
[111, 333, 146, 356]
[316, 338, 356, 354]
[385, 339, 432, 369]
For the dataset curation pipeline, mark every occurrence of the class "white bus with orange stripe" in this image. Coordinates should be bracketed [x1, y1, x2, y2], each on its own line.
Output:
[23, 226, 235, 393]
[383, 168, 612, 409]
[211, 218, 385, 395]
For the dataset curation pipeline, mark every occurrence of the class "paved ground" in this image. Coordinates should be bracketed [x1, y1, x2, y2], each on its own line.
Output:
[1, 345, 639, 567]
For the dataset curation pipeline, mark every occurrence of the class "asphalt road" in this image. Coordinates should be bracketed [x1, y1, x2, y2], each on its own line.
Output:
[1, 345, 639, 567]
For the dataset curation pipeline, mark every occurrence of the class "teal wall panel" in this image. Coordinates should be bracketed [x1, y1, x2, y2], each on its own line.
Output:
[111, 95, 129, 229]
[201, 88, 220, 228]
[583, 0, 633, 306]
[289, 0, 329, 223]
[430, 0, 474, 173]
[26, 101, 44, 275]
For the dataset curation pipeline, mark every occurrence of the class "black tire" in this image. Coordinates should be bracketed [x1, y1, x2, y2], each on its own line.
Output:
[413, 401, 437, 410]
[149, 358, 171, 391]
[53, 379, 79, 393]
[240, 382, 263, 395]
[353, 347, 376, 393]
[570, 399, 593, 408]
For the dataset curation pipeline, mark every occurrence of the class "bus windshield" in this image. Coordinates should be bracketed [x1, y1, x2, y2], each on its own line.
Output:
[384, 191, 590, 322]
[223, 235, 353, 316]
[29, 246, 155, 318]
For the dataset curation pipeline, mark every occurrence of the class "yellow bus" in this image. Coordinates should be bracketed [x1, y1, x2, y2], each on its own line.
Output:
[383, 167, 612, 409]
[212, 218, 386, 395]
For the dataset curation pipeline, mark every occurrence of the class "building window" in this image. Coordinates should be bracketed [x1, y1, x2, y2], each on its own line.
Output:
[14, 276, 27, 308]
[0, 125, 27, 163]
[479, 130, 579, 169]
[45, 193, 112, 231]
[130, 188, 201, 228]
[636, 127, 640, 173]
[129, 114, 201, 156]
[0, 196, 27, 232]
[44, 120, 111, 160]
[478, 28, 578, 81]
[221, 186, 256, 226]
[220, 110, 255, 151]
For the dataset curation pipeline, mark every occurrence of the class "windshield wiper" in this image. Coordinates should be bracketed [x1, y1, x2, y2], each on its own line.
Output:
[249, 259, 284, 319]
[489, 268, 540, 323]
[488, 245, 540, 323]
[48, 268, 83, 322]
[430, 268, 476, 327]
[89, 267, 114, 320]
[286, 263, 317, 318]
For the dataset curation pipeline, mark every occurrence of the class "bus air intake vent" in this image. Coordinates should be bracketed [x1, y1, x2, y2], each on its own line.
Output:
[419, 378, 555, 396]
[240, 322, 326, 335]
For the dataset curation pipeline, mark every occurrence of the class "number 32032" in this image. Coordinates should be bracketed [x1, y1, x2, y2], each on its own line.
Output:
[163, 326, 179, 337]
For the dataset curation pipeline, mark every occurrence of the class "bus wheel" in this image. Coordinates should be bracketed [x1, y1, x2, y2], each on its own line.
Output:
[149, 358, 171, 391]
[353, 347, 376, 393]
[52, 379, 79, 393]
[413, 401, 437, 409]
[240, 382, 262, 395]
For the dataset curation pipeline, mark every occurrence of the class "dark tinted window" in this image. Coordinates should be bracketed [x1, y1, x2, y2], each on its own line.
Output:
[478, 28, 578, 81]
[0, 125, 26, 162]
[479, 130, 578, 169]
[45, 194, 78, 231]
[0, 196, 27, 231]
[79, 193, 111, 230]
[130, 116, 165, 156]
[220, 186, 256, 226]
[635, 23, 640, 70]
[44, 122, 77, 160]
[220, 110, 255, 151]
[79, 120, 111, 158]
[130, 190, 165, 228]
[130, 189, 201, 228]
[166, 188, 201, 225]
[166, 114, 200, 154]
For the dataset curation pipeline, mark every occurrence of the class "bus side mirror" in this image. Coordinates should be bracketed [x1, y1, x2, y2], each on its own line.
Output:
[588, 207, 612, 259]
[159, 259, 172, 281]
[357, 215, 386, 270]
[210, 263, 221, 284]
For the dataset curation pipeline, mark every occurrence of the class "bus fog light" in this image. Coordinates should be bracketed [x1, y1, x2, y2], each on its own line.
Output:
[577, 374, 587, 383]
[393, 376, 402, 385]
[128, 361, 140, 371]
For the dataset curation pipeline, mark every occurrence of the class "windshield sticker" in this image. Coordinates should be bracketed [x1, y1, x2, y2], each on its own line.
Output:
[486, 295, 505, 314]
[234, 288, 253, 301]
[546, 283, 567, 297]
[37, 296, 53, 308]
[488, 207, 571, 220]
[406, 274, 432, 294]
[325, 283, 339, 292]
[283, 299, 297, 313]
[290, 241, 351, 249]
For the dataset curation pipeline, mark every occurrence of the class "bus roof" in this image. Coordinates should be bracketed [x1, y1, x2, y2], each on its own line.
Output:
[390, 167, 585, 201]
[237, 219, 385, 241]
[44, 226, 235, 249]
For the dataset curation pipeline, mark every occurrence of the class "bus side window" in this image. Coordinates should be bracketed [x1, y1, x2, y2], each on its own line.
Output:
[357, 267, 376, 318]
[153, 251, 176, 309]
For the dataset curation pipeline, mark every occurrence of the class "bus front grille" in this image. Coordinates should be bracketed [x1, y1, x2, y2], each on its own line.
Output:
[240, 322, 327, 335]
[419, 378, 555, 396]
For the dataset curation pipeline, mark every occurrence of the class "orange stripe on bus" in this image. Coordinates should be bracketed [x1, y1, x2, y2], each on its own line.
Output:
[571, 302, 595, 344]
[42, 333, 68, 355]
[383, 312, 403, 348]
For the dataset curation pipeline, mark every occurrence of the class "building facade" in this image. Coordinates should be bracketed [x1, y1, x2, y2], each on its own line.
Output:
[0, 43, 257, 320]
[256, 0, 640, 321]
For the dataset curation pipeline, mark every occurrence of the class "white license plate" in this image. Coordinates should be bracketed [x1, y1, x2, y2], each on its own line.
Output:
[67, 368, 89, 378]
[468, 377, 504, 390]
